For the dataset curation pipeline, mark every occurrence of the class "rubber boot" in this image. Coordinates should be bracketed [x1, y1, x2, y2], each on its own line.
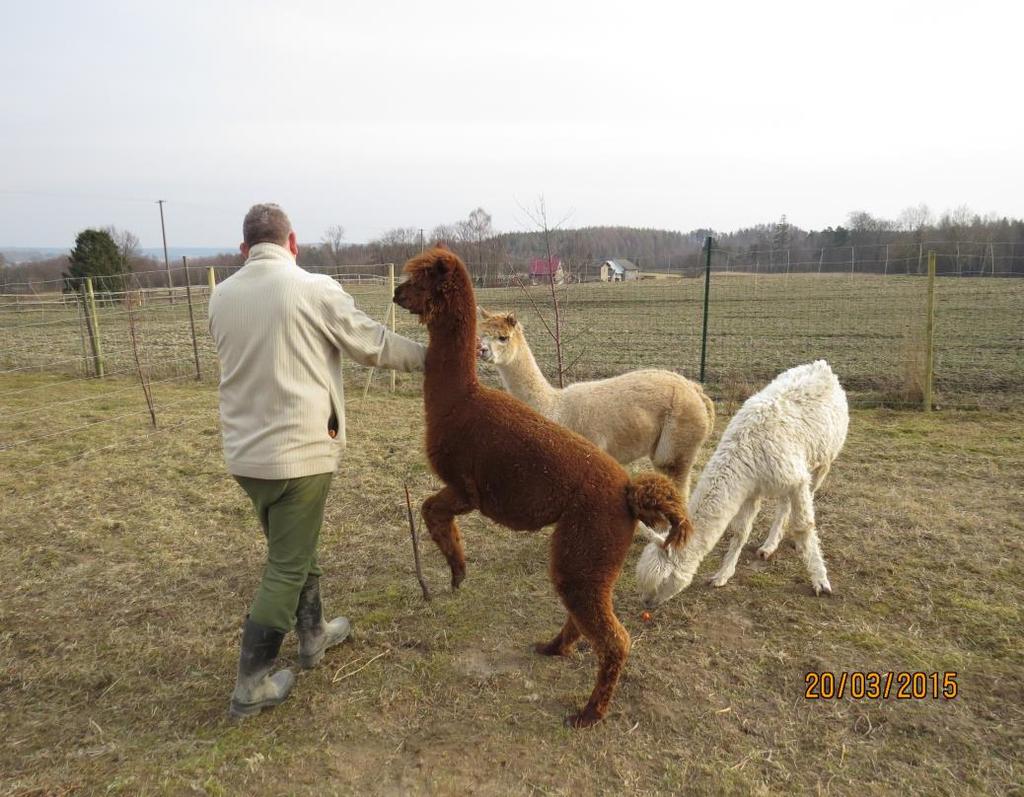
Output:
[229, 618, 296, 718]
[295, 576, 351, 669]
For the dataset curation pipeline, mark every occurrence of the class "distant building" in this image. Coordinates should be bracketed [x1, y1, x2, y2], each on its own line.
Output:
[600, 259, 640, 282]
[529, 256, 564, 284]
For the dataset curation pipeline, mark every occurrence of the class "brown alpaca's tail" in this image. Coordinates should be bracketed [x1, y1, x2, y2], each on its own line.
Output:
[626, 472, 693, 550]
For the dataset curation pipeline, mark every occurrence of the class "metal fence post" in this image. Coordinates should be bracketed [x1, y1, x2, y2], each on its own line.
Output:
[388, 262, 396, 392]
[699, 236, 712, 383]
[183, 256, 202, 380]
[923, 251, 937, 411]
[84, 277, 104, 378]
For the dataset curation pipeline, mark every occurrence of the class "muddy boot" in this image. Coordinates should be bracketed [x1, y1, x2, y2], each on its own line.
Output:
[229, 618, 296, 719]
[296, 576, 351, 669]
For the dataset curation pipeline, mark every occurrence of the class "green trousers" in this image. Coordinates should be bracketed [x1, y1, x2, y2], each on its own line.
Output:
[234, 472, 334, 633]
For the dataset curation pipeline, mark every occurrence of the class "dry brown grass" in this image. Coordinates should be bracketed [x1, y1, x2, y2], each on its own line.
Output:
[1, 375, 1022, 795]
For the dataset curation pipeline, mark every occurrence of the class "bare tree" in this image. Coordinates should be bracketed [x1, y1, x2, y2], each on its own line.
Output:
[429, 223, 461, 247]
[514, 196, 574, 388]
[104, 226, 142, 272]
[371, 227, 420, 264]
[897, 203, 932, 233]
[321, 224, 346, 266]
[462, 207, 493, 283]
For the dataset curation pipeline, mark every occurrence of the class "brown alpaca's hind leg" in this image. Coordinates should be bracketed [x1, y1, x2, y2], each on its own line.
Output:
[535, 616, 581, 657]
[421, 487, 472, 590]
[560, 586, 630, 729]
[547, 515, 634, 728]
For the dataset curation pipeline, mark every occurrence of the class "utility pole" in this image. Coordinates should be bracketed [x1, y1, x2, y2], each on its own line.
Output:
[157, 200, 174, 304]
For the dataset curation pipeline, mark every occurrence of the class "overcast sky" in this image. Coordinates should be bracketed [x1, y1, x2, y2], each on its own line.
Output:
[1, 0, 1020, 248]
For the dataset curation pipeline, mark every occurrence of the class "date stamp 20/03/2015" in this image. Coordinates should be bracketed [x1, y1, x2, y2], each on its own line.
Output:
[804, 671, 959, 700]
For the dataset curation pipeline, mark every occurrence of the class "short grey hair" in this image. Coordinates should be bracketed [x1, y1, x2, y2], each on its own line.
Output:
[242, 203, 292, 247]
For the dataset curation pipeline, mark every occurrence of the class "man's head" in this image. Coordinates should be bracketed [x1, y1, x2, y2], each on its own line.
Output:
[240, 203, 298, 259]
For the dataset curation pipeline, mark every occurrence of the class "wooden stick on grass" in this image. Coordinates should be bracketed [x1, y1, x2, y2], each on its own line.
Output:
[404, 482, 431, 601]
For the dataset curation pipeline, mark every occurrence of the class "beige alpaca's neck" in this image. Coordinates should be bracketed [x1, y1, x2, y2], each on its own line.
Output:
[496, 337, 559, 416]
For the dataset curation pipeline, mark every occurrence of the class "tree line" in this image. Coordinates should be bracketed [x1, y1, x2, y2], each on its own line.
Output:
[3, 204, 1023, 292]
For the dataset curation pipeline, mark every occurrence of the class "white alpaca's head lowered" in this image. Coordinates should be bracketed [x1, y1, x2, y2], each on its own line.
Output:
[635, 534, 695, 609]
[477, 307, 523, 365]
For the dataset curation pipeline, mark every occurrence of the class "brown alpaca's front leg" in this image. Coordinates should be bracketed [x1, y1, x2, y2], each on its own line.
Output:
[421, 487, 472, 590]
[535, 616, 581, 657]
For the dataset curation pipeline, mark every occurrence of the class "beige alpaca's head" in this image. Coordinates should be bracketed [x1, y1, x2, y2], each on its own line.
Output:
[477, 307, 523, 365]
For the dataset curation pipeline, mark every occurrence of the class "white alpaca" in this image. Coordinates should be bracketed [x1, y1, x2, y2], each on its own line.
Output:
[477, 308, 715, 499]
[636, 360, 849, 607]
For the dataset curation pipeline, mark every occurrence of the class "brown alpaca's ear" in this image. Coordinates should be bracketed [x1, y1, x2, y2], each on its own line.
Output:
[431, 248, 457, 276]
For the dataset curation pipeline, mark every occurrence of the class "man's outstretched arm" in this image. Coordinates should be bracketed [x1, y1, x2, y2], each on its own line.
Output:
[318, 278, 425, 371]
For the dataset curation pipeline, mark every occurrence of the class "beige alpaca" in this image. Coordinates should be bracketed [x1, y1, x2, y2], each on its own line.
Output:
[478, 308, 715, 499]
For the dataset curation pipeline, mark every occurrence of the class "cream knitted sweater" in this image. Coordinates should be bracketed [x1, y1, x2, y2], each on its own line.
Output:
[208, 243, 425, 479]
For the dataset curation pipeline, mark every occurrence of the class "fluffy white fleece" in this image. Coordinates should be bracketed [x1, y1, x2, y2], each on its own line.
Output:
[636, 360, 849, 607]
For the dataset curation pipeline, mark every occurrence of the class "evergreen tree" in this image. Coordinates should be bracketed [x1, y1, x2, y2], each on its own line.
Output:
[64, 229, 125, 293]
[772, 214, 790, 250]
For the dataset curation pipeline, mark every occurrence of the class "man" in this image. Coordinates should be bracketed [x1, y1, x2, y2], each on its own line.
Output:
[209, 204, 425, 718]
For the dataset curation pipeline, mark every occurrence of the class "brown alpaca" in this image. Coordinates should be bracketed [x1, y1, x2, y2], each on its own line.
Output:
[394, 247, 693, 728]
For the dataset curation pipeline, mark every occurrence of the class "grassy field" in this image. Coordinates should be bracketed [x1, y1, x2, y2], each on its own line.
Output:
[2, 273, 1022, 408]
[2, 374, 1022, 795]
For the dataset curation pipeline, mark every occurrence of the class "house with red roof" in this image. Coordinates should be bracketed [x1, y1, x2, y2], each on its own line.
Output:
[529, 256, 564, 284]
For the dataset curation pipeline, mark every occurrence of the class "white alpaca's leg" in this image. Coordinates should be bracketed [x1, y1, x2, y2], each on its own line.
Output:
[811, 462, 832, 493]
[757, 498, 790, 560]
[790, 482, 831, 596]
[708, 497, 760, 587]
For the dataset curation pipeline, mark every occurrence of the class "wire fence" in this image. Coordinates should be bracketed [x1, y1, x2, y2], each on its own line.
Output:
[1, 249, 1021, 480]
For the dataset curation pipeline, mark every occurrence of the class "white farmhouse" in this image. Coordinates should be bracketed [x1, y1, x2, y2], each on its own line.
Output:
[599, 259, 640, 282]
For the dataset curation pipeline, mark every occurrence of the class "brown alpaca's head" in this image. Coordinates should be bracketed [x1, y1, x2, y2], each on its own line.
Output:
[477, 307, 524, 364]
[394, 246, 473, 327]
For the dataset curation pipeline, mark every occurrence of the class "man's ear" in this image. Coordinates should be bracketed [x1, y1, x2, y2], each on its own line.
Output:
[287, 230, 299, 257]
[239, 242, 250, 258]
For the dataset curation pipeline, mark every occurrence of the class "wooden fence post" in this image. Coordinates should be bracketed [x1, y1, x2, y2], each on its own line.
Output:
[84, 277, 104, 378]
[923, 251, 937, 412]
[388, 262, 396, 392]
[126, 290, 157, 427]
[207, 267, 216, 295]
[75, 290, 91, 377]
[183, 256, 202, 380]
